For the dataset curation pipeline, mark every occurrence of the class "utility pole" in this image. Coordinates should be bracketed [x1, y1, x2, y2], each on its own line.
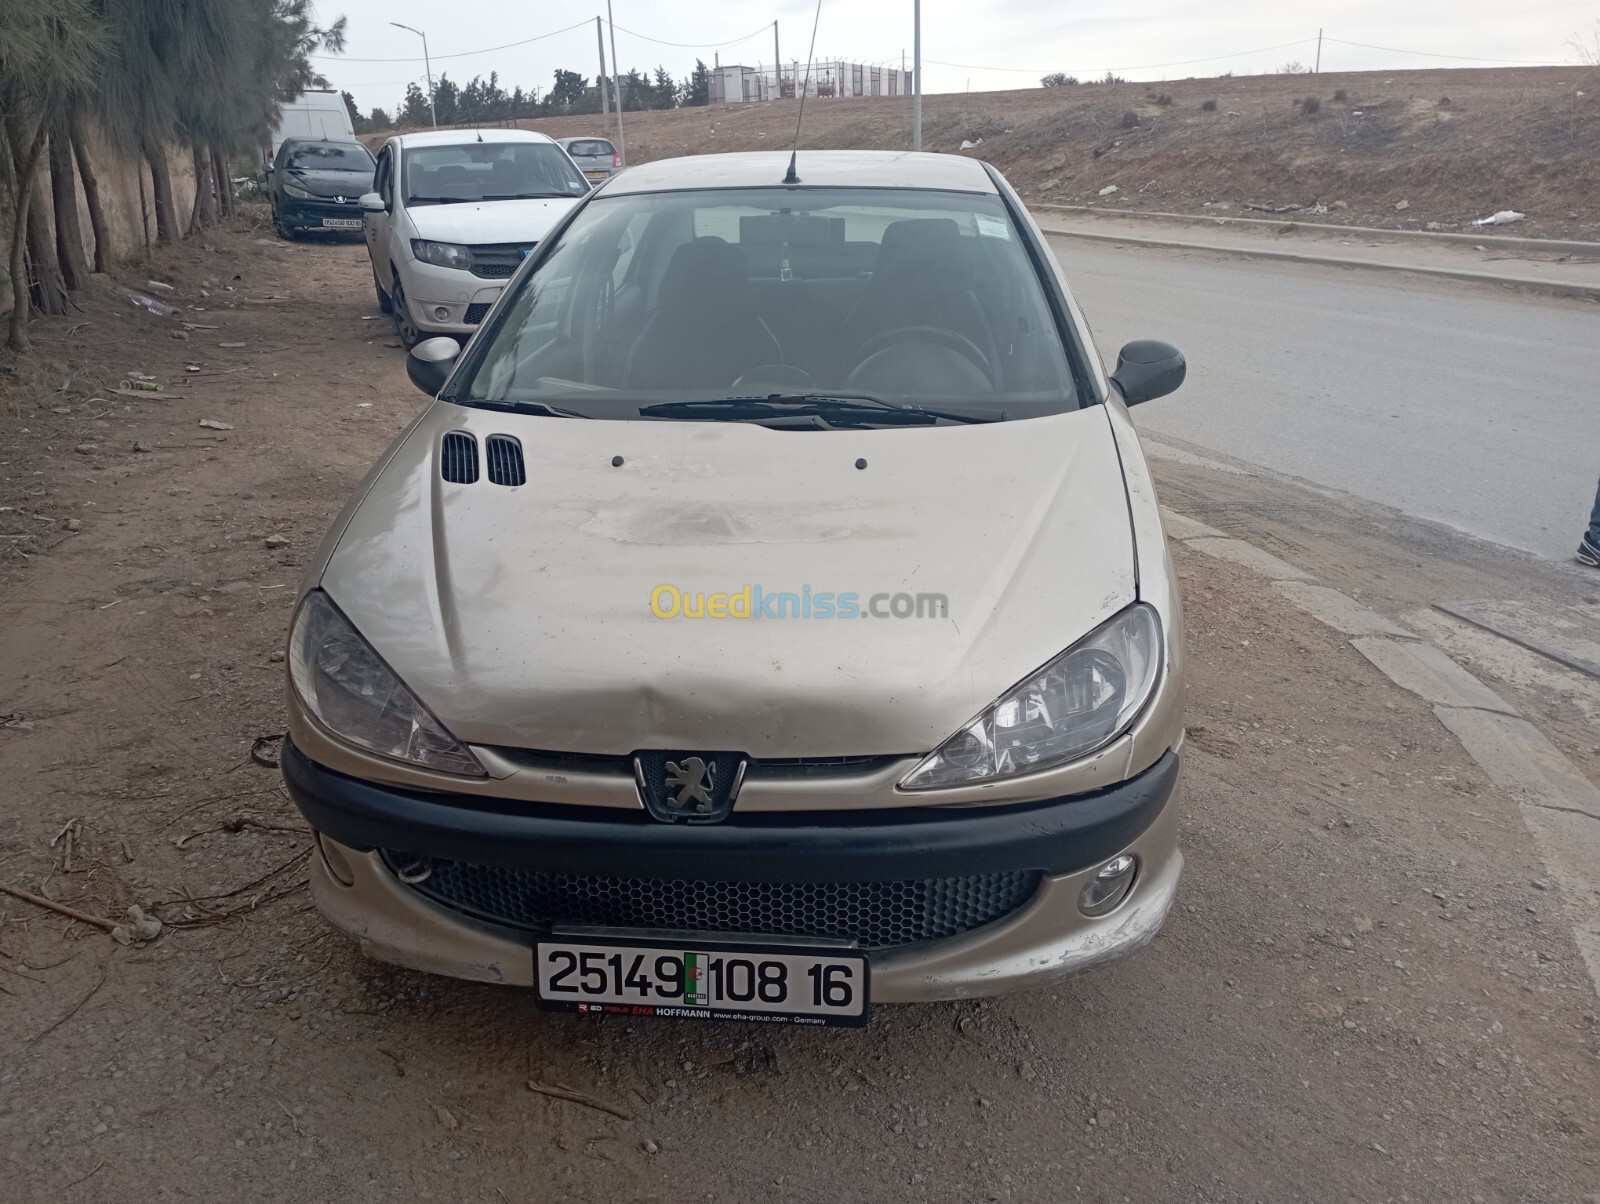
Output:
[774, 21, 782, 99]
[606, 0, 626, 163]
[913, 0, 922, 151]
[391, 22, 436, 127]
[1314, 28, 1323, 74]
[595, 17, 609, 117]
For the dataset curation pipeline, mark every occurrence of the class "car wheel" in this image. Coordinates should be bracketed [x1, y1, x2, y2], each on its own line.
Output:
[373, 273, 394, 315]
[276, 217, 298, 241]
[390, 274, 423, 349]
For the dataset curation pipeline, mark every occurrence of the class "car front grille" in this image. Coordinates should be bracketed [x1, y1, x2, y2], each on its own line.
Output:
[467, 243, 535, 279]
[463, 302, 491, 325]
[382, 852, 1043, 951]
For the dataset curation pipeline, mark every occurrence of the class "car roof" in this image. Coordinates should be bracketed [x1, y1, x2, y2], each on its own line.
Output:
[389, 128, 558, 150]
[280, 136, 365, 149]
[558, 136, 613, 145]
[600, 151, 998, 195]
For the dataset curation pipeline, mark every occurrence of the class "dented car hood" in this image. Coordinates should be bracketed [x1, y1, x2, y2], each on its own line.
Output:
[320, 404, 1136, 757]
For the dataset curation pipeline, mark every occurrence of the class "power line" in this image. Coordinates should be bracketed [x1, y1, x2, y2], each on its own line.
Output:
[312, 17, 593, 62]
[1321, 38, 1565, 66]
[609, 20, 774, 51]
[920, 37, 1318, 76]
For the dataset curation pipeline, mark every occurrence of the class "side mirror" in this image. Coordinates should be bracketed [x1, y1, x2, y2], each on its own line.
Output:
[358, 191, 386, 213]
[1109, 339, 1186, 405]
[406, 337, 461, 396]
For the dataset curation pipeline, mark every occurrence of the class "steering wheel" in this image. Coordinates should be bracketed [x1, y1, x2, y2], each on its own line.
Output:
[850, 326, 993, 385]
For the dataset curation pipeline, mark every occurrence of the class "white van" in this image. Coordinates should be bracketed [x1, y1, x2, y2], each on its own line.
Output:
[265, 90, 356, 171]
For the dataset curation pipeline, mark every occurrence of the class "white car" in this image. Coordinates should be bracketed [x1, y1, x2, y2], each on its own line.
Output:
[359, 129, 591, 347]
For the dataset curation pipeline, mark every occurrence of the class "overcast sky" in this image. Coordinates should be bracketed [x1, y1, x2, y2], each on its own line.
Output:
[317, 0, 1600, 114]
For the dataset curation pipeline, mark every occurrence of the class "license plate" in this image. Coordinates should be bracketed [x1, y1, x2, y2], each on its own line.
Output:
[321, 217, 362, 229]
[535, 937, 869, 1026]
[583, 170, 608, 180]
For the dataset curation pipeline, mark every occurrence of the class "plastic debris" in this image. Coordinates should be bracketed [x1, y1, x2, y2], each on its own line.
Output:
[111, 905, 163, 946]
[959, 137, 983, 149]
[122, 289, 176, 318]
[1472, 210, 1525, 226]
[118, 379, 161, 391]
[198, 419, 234, 430]
[1098, 184, 1119, 196]
[1395, 199, 1409, 211]
[145, 280, 175, 292]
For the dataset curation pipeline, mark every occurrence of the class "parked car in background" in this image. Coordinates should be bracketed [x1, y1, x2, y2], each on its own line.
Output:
[360, 129, 591, 347]
[284, 150, 1192, 1025]
[556, 136, 622, 182]
[263, 89, 356, 173]
[268, 138, 376, 240]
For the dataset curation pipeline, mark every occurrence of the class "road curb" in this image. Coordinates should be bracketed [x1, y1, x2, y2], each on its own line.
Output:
[1035, 204, 1600, 257]
[1162, 506, 1600, 994]
[1038, 224, 1600, 300]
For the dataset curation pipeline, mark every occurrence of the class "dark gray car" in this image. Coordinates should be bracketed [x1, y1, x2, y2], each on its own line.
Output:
[556, 136, 620, 182]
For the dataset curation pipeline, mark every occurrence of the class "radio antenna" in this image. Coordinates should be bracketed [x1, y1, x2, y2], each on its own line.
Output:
[783, 0, 824, 185]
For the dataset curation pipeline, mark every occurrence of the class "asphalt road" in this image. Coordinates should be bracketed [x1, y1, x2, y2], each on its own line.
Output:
[1048, 235, 1600, 561]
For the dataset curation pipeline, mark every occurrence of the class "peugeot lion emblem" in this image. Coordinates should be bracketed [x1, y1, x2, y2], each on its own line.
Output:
[335, 195, 346, 204]
[663, 757, 714, 814]
[634, 751, 746, 824]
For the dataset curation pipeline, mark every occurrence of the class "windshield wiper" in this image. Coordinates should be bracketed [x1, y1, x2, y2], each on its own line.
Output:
[480, 192, 571, 200]
[458, 399, 590, 419]
[405, 195, 475, 205]
[639, 393, 1001, 426]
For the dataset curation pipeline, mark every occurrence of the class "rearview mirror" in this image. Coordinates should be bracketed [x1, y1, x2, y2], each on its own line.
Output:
[406, 337, 461, 396]
[1109, 340, 1186, 405]
[358, 191, 385, 213]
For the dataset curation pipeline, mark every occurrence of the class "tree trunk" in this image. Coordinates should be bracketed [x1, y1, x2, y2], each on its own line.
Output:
[188, 146, 212, 229]
[147, 145, 178, 243]
[212, 148, 233, 217]
[69, 120, 111, 273]
[24, 171, 70, 316]
[7, 122, 47, 352]
[49, 129, 90, 291]
[197, 147, 217, 225]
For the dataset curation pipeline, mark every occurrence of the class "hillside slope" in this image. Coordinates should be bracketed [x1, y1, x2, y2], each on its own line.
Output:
[498, 66, 1599, 239]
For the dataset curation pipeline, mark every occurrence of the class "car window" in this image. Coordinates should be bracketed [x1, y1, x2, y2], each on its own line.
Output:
[457, 187, 1080, 420]
[374, 147, 392, 205]
[403, 142, 589, 204]
[285, 142, 374, 172]
[566, 140, 615, 158]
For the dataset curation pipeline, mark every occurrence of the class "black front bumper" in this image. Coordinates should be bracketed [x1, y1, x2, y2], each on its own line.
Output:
[283, 741, 1179, 884]
[277, 196, 365, 228]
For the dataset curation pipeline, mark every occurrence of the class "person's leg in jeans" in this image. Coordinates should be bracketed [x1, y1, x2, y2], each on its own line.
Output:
[1580, 477, 1600, 566]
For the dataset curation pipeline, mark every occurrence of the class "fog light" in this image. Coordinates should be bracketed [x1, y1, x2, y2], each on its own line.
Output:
[315, 833, 355, 887]
[432, 305, 451, 322]
[1079, 853, 1137, 916]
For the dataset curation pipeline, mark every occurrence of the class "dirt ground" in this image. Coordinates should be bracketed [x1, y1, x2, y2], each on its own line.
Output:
[1, 220, 1598, 1203]
[488, 65, 1600, 240]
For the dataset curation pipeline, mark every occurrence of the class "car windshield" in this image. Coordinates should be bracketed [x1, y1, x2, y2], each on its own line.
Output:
[403, 142, 589, 203]
[565, 139, 615, 158]
[285, 143, 374, 172]
[455, 186, 1081, 422]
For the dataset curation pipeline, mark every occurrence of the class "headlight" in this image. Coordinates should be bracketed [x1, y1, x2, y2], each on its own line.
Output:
[281, 182, 315, 199]
[411, 239, 472, 271]
[288, 590, 484, 777]
[901, 603, 1163, 790]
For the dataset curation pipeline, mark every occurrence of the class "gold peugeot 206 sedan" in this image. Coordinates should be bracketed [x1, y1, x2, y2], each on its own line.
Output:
[281, 150, 1189, 1027]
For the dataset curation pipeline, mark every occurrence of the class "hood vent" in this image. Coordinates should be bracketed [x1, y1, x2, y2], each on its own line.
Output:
[485, 434, 526, 487]
[440, 431, 479, 484]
